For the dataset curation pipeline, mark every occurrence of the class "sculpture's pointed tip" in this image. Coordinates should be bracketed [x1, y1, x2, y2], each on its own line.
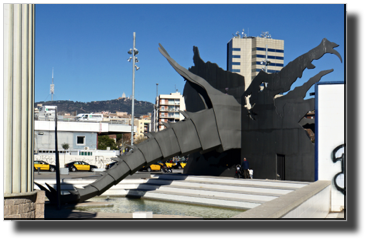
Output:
[180, 111, 190, 119]
[322, 38, 342, 63]
[45, 183, 57, 193]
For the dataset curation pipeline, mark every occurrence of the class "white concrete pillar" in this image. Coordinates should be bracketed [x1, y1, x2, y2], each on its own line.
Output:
[21, 4, 29, 193]
[4, 4, 14, 195]
[3, 4, 35, 195]
[28, 5, 35, 192]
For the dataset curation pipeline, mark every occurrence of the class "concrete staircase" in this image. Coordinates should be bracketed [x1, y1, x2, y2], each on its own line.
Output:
[35, 174, 310, 210]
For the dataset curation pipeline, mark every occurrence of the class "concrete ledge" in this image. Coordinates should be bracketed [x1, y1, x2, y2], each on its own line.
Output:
[92, 168, 106, 172]
[232, 180, 331, 218]
[69, 201, 114, 209]
[133, 211, 153, 218]
[4, 190, 45, 219]
[4, 191, 38, 198]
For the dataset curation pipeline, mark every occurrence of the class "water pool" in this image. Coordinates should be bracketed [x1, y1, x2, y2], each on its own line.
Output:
[82, 196, 245, 218]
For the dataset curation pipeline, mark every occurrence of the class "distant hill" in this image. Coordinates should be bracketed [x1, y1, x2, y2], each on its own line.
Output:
[35, 98, 154, 117]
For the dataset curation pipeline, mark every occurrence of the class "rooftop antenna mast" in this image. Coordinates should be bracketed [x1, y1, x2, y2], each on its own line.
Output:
[242, 29, 247, 38]
[50, 68, 54, 101]
[260, 31, 272, 39]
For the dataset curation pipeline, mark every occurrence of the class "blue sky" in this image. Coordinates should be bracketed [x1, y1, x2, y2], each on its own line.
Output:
[35, 4, 345, 103]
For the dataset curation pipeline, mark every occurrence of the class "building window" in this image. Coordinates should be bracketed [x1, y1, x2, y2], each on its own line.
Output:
[268, 48, 284, 53]
[231, 62, 240, 65]
[77, 136, 85, 145]
[256, 54, 284, 60]
[79, 151, 92, 156]
[232, 48, 241, 51]
[232, 55, 241, 58]
[231, 69, 240, 72]
[255, 62, 284, 67]
[256, 47, 284, 53]
[255, 69, 280, 73]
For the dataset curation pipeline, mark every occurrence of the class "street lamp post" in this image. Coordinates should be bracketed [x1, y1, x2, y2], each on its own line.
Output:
[261, 45, 271, 88]
[261, 45, 271, 73]
[260, 32, 272, 88]
[153, 83, 158, 132]
[53, 106, 61, 210]
[128, 32, 139, 147]
[155, 83, 158, 132]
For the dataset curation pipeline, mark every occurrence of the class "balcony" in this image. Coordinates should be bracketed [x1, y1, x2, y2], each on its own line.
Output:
[159, 113, 181, 118]
[159, 106, 180, 112]
[159, 99, 181, 106]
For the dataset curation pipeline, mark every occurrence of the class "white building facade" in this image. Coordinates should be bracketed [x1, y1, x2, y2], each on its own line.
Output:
[34, 120, 134, 168]
[154, 92, 186, 132]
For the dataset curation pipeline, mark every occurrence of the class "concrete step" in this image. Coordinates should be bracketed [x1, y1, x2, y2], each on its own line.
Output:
[150, 174, 310, 189]
[34, 174, 311, 210]
[143, 179, 295, 196]
[144, 186, 277, 202]
[35, 177, 296, 197]
[124, 190, 261, 210]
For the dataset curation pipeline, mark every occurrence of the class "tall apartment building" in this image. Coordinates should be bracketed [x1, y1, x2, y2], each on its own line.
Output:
[227, 31, 284, 90]
[153, 91, 186, 132]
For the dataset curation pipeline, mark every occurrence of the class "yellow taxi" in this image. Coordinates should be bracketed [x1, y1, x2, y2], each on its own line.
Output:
[139, 162, 163, 172]
[165, 160, 175, 168]
[174, 161, 187, 169]
[166, 160, 187, 169]
[150, 162, 162, 171]
[65, 161, 98, 172]
[34, 160, 56, 172]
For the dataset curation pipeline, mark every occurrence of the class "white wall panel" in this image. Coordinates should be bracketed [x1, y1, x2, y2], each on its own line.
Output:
[316, 83, 345, 212]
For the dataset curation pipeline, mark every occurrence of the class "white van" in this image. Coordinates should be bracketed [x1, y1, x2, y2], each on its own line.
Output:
[75, 113, 103, 122]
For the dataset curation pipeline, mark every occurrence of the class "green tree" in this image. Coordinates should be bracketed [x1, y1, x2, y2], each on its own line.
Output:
[61, 143, 69, 150]
[98, 135, 118, 150]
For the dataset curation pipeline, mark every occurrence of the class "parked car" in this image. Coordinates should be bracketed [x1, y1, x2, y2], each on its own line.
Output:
[65, 161, 98, 172]
[139, 162, 163, 172]
[150, 162, 162, 171]
[174, 161, 187, 169]
[172, 156, 188, 169]
[34, 160, 56, 172]
[105, 161, 118, 170]
[165, 160, 175, 168]
[164, 159, 186, 169]
[139, 164, 152, 172]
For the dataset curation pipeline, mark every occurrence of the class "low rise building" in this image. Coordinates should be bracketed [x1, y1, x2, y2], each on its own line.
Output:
[34, 119, 134, 168]
[134, 117, 151, 141]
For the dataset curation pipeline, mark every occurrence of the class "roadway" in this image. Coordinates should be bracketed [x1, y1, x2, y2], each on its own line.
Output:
[33, 169, 184, 180]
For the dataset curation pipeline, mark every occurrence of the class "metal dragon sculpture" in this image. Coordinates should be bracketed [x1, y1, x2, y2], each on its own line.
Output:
[36, 38, 342, 204]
